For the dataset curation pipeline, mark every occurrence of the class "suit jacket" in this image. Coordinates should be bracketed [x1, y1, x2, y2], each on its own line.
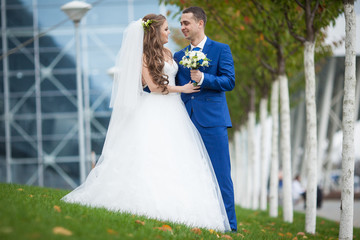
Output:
[174, 38, 235, 128]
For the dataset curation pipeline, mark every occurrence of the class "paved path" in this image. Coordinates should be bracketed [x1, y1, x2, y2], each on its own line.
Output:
[293, 199, 360, 228]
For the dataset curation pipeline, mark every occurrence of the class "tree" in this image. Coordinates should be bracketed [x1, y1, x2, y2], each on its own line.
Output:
[282, 0, 343, 233]
[339, 1, 356, 239]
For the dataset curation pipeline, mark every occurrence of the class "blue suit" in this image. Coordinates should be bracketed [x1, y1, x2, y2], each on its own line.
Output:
[174, 38, 237, 230]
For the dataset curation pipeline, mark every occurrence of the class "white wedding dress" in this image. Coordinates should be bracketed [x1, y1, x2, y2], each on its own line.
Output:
[62, 59, 231, 232]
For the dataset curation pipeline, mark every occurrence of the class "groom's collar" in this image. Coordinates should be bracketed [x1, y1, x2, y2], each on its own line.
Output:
[190, 36, 207, 51]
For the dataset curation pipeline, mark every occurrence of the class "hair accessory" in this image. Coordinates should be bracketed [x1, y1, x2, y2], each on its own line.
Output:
[142, 19, 154, 31]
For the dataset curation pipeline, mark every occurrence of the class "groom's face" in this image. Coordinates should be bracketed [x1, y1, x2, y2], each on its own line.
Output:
[180, 13, 201, 41]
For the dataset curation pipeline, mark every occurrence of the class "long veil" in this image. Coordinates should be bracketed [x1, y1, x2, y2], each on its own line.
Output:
[109, 19, 144, 112]
[101, 19, 144, 161]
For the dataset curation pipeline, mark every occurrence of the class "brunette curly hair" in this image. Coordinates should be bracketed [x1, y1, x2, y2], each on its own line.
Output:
[142, 14, 171, 94]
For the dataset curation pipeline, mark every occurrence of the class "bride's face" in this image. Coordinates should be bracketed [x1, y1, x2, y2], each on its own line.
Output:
[160, 20, 170, 44]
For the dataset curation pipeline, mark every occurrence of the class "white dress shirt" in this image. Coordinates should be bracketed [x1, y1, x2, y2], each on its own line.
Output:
[190, 36, 207, 85]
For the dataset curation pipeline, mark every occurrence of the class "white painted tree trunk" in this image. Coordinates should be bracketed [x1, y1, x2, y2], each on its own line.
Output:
[269, 79, 279, 217]
[241, 125, 250, 208]
[304, 41, 318, 234]
[248, 111, 258, 209]
[354, 62, 360, 121]
[339, 1, 356, 239]
[247, 117, 254, 209]
[279, 74, 293, 223]
[234, 130, 242, 205]
[260, 98, 268, 211]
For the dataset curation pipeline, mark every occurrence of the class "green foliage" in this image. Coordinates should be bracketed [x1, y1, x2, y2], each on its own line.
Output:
[1, 183, 359, 240]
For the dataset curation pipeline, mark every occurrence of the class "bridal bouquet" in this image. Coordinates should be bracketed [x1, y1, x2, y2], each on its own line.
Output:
[179, 49, 210, 70]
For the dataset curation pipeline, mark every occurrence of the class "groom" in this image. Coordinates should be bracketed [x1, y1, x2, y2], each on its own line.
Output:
[174, 6, 237, 231]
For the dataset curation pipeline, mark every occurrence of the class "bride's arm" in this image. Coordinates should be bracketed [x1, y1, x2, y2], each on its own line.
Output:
[142, 61, 200, 94]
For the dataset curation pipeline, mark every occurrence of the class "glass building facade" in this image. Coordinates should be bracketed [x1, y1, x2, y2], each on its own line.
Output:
[0, 0, 177, 189]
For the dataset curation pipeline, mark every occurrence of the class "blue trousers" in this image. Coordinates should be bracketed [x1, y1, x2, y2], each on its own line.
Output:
[191, 114, 237, 231]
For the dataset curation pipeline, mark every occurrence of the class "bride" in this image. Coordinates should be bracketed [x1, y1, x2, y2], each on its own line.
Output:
[62, 14, 231, 232]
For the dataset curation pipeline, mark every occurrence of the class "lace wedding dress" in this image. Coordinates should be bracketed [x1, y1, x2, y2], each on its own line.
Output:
[62, 59, 231, 232]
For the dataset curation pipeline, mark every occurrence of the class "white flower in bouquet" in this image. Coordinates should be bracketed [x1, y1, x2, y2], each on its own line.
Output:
[179, 49, 210, 70]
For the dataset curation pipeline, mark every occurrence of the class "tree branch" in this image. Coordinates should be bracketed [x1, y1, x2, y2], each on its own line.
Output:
[310, 0, 320, 22]
[260, 58, 276, 74]
[284, 10, 306, 43]
[294, 0, 305, 9]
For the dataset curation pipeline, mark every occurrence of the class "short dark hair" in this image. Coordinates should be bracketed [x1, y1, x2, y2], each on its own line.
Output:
[182, 6, 207, 26]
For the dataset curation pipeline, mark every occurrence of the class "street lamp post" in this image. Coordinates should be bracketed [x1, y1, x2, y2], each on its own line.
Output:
[61, 1, 92, 183]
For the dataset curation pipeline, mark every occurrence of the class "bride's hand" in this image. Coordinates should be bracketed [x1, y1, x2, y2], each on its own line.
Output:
[182, 81, 201, 93]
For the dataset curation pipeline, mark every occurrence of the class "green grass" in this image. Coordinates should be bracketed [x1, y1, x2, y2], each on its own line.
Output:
[0, 183, 359, 240]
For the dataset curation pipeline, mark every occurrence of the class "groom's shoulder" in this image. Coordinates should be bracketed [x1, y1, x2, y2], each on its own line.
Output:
[175, 46, 188, 55]
[209, 38, 230, 50]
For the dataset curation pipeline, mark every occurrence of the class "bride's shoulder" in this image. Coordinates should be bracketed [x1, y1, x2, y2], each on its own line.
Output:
[164, 47, 172, 55]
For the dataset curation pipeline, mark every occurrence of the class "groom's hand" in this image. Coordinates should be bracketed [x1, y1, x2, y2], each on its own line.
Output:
[190, 69, 202, 83]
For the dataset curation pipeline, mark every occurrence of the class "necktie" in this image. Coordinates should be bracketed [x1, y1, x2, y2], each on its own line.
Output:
[192, 47, 201, 51]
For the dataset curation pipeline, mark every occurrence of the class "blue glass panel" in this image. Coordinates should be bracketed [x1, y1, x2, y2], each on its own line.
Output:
[41, 94, 77, 113]
[9, 74, 35, 92]
[6, 9, 33, 27]
[8, 0, 32, 6]
[37, 6, 73, 28]
[87, 3, 127, 25]
[8, 52, 35, 70]
[10, 96, 36, 114]
[11, 164, 38, 184]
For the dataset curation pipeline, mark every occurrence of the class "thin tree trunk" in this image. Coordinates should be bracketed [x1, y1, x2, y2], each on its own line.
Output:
[234, 130, 242, 205]
[241, 125, 250, 208]
[354, 61, 360, 121]
[247, 115, 254, 209]
[260, 98, 268, 211]
[279, 74, 293, 223]
[304, 41, 318, 234]
[269, 79, 279, 217]
[248, 111, 257, 209]
[339, 1, 356, 239]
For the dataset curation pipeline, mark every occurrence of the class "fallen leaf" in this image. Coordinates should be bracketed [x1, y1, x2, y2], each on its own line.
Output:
[303, 236, 308, 239]
[292, 237, 298, 240]
[65, 216, 72, 219]
[261, 229, 266, 233]
[135, 220, 145, 225]
[209, 229, 215, 234]
[191, 228, 202, 235]
[53, 227, 72, 236]
[320, 220, 325, 225]
[242, 229, 250, 233]
[297, 232, 305, 236]
[221, 234, 233, 239]
[53, 205, 61, 213]
[278, 232, 285, 237]
[29, 194, 34, 198]
[286, 232, 293, 237]
[107, 229, 118, 235]
[154, 225, 173, 233]
[127, 233, 134, 237]
[236, 233, 245, 238]
[17, 188, 24, 191]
